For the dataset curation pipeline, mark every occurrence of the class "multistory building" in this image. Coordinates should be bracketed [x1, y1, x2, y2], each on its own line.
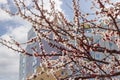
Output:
[19, 27, 58, 80]
[19, 20, 120, 80]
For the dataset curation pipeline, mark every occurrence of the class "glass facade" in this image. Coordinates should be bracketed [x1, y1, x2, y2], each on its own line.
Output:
[19, 28, 39, 80]
[19, 20, 120, 80]
[19, 28, 58, 80]
[19, 54, 26, 80]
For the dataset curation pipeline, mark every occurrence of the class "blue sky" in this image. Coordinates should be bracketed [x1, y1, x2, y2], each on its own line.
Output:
[61, 0, 92, 20]
[1, 0, 120, 80]
[0, 0, 97, 80]
[0, 0, 63, 80]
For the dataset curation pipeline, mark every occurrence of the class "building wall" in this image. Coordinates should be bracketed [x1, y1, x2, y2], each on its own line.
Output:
[19, 20, 120, 80]
[19, 54, 26, 80]
[19, 28, 59, 80]
[19, 28, 39, 80]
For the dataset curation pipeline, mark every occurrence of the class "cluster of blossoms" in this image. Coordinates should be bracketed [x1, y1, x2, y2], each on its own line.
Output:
[0, 0, 120, 80]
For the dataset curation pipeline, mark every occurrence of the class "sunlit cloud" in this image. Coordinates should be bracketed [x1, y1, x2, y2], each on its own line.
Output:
[0, 25, 31, 80]
[0, 9, 12, 21]
[0, 0, 7, 4]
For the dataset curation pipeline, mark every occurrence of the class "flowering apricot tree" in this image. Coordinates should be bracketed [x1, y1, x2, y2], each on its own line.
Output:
[0, 0, 120, 80]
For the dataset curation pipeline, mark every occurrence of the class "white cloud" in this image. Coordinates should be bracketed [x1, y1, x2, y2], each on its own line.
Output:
[42, 0, 62, 11]
[54, 0, 63, 11]
[0, 45, 19, 80]
[23, 0, 63, 17]
[0, 0, 63, 80]
[0, 0, 7, 4]
[45, 0, 62, 11]
[0, 24, 31, 80]
[0, 9, 12, 21]
[111, 0, 120, 3]
[5, 26, 31, 42]
[105, 0, 120, 8]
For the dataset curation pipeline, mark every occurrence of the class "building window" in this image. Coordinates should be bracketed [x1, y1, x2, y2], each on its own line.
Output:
[22, 77, 25, 80]
[61, 71, 64, 75]
[96, 54, 100, 59]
